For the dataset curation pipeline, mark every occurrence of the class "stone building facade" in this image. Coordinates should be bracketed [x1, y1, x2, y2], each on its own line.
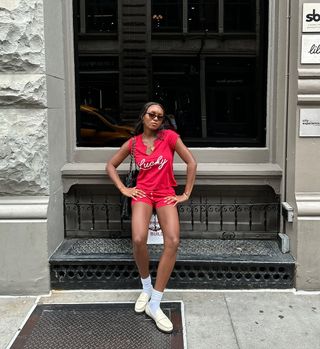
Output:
[0, 0, 320, 294]
[0, 0, 66, 294]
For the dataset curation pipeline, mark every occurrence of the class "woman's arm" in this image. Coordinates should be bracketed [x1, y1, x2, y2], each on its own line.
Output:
[106, 139, 145, 199]
[105, 139, 131, 193]
[175, 138, 197, 199]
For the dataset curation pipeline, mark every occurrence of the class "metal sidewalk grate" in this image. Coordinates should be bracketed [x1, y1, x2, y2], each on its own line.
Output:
[10, 303, 184, 349]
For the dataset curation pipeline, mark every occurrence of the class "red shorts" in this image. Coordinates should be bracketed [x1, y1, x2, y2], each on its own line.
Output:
[131, 187, 176, 209]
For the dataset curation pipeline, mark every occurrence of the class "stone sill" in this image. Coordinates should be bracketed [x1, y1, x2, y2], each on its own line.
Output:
[0, 196, 49, 219]
[61, 162, 282, 194]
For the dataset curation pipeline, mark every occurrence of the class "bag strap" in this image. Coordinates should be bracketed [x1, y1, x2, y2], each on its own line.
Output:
[129, 137, 136, 173]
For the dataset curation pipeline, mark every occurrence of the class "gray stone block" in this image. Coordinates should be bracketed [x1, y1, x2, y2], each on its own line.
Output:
[0, 0, 45, 73]
[0, 74, 46, 107]
[0, 109, 49, 195]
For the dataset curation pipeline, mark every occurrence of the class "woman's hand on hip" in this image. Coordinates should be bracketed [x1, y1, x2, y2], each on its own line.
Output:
[164, 194, 188, 207]
[121, 187, 146, 200]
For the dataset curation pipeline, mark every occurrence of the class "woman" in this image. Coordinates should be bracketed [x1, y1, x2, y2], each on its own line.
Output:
[106, 102, 197, 333]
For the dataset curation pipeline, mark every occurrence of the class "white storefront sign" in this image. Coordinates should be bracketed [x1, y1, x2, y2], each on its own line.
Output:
[301, 34, 320, 64]
[299, 109, 320, 137]
[303, 3, 320, 32]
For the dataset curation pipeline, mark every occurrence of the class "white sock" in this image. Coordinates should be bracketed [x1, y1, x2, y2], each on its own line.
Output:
[149, 289, 163, 315]
[141, 275, 153, 296]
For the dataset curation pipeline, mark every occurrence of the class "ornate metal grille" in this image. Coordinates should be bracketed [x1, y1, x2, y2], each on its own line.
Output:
[51, 260, 294, 290]
[50, 238, 294, 290]
[64, 186, 280, 239]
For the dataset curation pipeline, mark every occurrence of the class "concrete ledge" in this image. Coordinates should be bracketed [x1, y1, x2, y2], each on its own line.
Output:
[61, 162, 282, 194]
[296, 193, 320, 218]
[0, 196, 49, 220]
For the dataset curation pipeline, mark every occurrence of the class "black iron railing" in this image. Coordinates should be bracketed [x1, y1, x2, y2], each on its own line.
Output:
[64, 194, 280, 239]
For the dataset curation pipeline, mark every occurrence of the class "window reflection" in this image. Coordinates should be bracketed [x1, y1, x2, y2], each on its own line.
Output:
[188, 0, 219, 32]
[85, 0, 117, 33]
[79, 105, 134, 147]
[153, 58, 201, 139]
[206, 58, 257, 142]
[79, 56, 119, 113]
[152, 0, 183, 32]
[224, 0, 256, 32]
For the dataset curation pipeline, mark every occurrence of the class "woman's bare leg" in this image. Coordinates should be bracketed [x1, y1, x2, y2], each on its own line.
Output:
[154, 205, 180, 291]
[131, 202, 153, 278]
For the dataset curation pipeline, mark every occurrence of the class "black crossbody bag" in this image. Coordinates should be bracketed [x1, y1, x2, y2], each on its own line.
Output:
[121, 137, 139, 219]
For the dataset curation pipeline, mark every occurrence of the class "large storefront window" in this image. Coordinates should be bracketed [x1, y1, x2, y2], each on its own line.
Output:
[74, 0, 268, 147]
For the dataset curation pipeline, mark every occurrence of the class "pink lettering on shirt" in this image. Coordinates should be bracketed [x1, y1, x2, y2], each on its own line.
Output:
[138, 155, 168, 170]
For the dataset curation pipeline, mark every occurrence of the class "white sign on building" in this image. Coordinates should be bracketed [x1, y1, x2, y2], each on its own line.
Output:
[299, 108, 320, 137]
[303, 3, 320, 32]
[301, 34, 320, 64]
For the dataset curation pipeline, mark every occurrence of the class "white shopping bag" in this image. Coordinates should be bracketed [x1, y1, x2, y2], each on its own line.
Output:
[147, 213, 163, 244]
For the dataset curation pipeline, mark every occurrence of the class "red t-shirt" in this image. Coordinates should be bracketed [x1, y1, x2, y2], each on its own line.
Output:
[128, 129, 179, 191]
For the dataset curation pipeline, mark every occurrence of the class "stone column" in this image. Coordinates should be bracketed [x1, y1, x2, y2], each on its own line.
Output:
[0, 0, 66, 294]
[285, 0, 320, 290]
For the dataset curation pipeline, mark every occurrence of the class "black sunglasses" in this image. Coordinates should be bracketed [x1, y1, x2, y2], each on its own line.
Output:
[146, 112, 165, 121]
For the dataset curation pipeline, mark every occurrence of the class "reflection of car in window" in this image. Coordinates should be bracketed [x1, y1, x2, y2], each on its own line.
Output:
[79, 105, 134, 146]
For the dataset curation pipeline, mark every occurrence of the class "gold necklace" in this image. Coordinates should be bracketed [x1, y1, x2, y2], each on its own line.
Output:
[142, 135, 156, 154]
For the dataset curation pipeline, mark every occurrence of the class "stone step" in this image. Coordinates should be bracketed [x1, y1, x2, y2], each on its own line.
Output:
[50, 238, 295, 290]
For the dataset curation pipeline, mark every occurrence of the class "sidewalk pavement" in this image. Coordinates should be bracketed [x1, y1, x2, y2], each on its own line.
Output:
[1, 290, 319, 349]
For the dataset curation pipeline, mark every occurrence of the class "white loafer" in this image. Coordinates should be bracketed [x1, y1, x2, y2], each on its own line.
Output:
[145, 304, 173, 333]
[134, 292, 151, 313]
